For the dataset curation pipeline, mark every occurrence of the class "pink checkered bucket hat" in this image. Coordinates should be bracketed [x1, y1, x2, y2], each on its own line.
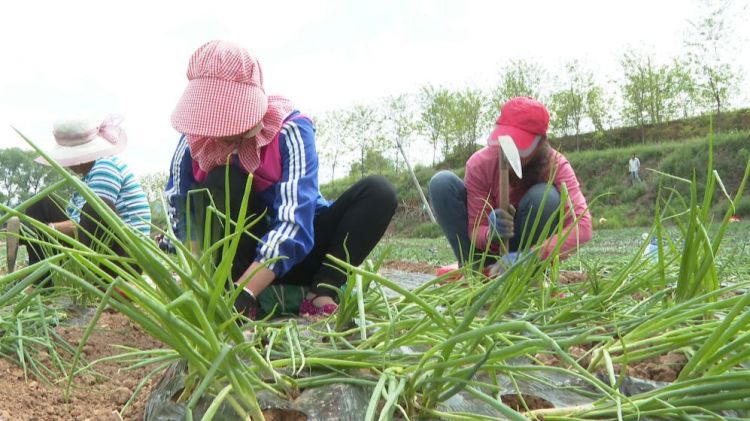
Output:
[172, 40, 269, 137]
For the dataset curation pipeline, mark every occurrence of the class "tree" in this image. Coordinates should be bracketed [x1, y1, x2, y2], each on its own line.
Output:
[139, 172, 168, 202]
[684, 0, 741, 130]
[349, 104, 383, 179]
[621, 52, 650, 142]
[316, 110, 353, 185]
[586, 84, 611, 134]
[0, 148, 28, 206]
[420, 86, 491, 165]
[667, 60, 698, 119]
[448, 88, 490, 160]
[550, 61, 609, 151]
[621, 51, 693, 142]
[383, 94, 436, 223]
[23, 161, 60, 197]
[492, 59, 545, 105]
[348, 149, 393, 177]
[0, 148, 64, 207]
[382, 94, 418, 174]
[419, 85, 454, 166]
[550, 62, 587, 150]
[140, 172, 169, 230]
[646, 59, 693, 125]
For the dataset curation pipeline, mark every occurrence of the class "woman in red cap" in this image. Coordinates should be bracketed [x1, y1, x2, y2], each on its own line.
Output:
[429, 97, 591, 268]
[167, 41, 397, 319]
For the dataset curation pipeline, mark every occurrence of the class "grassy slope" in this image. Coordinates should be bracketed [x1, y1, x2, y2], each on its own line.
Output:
[564, 129, 750, 228]
[323, 129, 750, 235]
[551, 108, 750, 151]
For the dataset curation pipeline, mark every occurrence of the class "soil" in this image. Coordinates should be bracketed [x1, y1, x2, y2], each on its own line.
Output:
[500, 393, 554, 412]
[557, 270, 588, 285]
[533, 343, 596, 368]
[534, 347, 687, 383]
[0, 311, 164, 421]
[381, 260, 436, 274]
[627, 352, 687, 382]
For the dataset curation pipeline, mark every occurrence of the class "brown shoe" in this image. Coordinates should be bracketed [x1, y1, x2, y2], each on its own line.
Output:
[5, 216, 20, 274]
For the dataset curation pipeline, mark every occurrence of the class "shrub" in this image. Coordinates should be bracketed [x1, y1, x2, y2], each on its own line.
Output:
[410, 222, 444, 239]
[620, 184, 648, 203]
[734, 196, 750, 217]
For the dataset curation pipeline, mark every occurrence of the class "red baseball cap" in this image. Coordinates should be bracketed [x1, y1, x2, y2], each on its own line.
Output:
[488, 97, 549, 159]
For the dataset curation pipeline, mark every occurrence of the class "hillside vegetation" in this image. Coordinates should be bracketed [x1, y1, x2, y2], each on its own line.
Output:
[322, 110, 750, 236]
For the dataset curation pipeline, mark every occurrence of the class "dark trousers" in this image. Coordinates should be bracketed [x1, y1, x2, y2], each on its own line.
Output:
[196, 166, 397, 299]
[20, 195, 127, 279]
[429, 170, 561, 265]
[21, 196, 68, 266]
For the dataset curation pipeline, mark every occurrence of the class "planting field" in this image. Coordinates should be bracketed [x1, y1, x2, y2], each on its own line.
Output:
[4, 0, 750, 417]
[2, 143, 750, 420]
[377, 222, 750, 272]
[2, 217, 750, 419]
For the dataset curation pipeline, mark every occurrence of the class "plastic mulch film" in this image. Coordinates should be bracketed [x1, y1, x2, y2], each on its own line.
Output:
[144, 361, 372, 421]
[146, 359, 726, 420]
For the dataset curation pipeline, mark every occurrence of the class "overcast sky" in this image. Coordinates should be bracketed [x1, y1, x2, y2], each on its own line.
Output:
[1, 0, 748, 178]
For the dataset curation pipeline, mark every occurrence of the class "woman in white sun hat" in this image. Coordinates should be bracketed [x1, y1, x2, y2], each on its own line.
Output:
[6, 116, 151, 277]
[166, 40, 397, 319]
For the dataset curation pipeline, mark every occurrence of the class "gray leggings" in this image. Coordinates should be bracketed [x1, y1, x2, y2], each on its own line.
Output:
[428, 170, 561, 265]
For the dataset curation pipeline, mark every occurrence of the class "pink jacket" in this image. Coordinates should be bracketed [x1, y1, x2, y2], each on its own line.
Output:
[465, 145, 592, 259]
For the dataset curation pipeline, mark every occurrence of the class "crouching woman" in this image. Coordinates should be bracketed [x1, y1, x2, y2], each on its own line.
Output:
[167, 41, 397, 318]
[429, 97, 591, 269]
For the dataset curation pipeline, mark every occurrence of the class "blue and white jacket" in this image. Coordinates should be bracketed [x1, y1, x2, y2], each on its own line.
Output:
[165, 112, 330, 277]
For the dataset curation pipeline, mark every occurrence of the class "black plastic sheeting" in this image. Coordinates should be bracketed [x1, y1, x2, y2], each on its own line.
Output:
[53, 306, 694, 420]
[62, 303, 97, 327]
[143, 361, 372, 421]
[144, 360, 605, 420]
[145, 354, 735, 421]
[58, 302, 744, 420]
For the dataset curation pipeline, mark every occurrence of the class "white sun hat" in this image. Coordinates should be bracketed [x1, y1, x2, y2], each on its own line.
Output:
[35, 115, 127, 167]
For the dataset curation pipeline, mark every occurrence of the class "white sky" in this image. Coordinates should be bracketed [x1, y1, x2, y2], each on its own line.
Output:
[1, 0, 748, 178]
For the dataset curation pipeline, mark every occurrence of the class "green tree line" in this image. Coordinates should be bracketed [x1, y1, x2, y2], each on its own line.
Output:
[0, 148, 66, 206]
[314, 0, 742, 181]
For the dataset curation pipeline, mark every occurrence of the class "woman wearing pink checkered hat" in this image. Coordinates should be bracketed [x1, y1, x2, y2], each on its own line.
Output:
[429, 97, 592, 270]
[167, 41, 397, 319]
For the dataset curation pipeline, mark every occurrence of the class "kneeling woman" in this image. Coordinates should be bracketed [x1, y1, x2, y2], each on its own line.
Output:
[6, 116, 151, 279]
[167, 41, 397, 318]
[429, 97, 591, 268]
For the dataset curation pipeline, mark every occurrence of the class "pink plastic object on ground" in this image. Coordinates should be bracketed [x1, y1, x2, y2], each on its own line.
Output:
[436, 264, 459, 277]
[300, 299, 337, 316]
[435, 263, 495, 282]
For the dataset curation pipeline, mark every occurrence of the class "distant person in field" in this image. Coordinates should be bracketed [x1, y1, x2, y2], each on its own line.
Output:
[5, 116, 151, 277]
[629, 154, 641, 185]
[429, 97, 592, 268]
[166, 40, 397, 319]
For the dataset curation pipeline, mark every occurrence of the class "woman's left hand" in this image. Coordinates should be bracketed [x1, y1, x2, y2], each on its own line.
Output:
[487, 205, 516, 239]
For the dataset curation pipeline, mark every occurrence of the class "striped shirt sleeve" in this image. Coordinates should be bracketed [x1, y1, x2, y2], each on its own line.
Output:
[255, 117, 319, 277]
[86, 159, 123, 203]
[75, 157, 151, 236]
